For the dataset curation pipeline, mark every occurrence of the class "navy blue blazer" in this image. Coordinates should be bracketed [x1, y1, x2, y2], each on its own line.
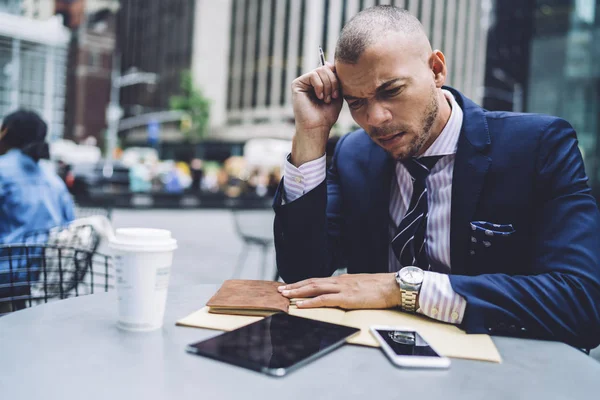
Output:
[273, 87, 600, 349]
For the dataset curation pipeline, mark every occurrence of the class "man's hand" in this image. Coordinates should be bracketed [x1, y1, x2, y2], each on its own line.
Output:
[290, 62, 343, 167]
[278, 273, 402, 309]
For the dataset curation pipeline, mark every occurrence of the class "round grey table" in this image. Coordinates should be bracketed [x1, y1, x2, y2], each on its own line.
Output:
[1, 284, 598, 399]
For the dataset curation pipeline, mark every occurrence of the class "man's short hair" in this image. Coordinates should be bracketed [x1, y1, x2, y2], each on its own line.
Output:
[335, 5, 426, 64]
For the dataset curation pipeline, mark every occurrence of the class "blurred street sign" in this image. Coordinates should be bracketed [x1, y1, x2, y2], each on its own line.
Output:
[147, 120, 160, 145]
[117, 71, 158, 87]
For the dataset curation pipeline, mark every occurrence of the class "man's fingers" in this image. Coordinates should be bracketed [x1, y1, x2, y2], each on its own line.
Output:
[296, 294, 342, 308]
[322, 66, 340, 100]
[278, 277, 336, 291]
[280, 283, 340, 299]
[315, 67, 335, 103]
[293, 63, 340, 103]
[278, 278, 312, 291]
[307, 71, 324, 100]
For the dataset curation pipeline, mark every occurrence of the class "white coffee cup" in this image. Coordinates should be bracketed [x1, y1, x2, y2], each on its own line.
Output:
[109, 228, 177, 332]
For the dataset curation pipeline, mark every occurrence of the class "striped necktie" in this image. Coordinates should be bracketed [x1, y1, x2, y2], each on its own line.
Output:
[391, 155, 443, 269]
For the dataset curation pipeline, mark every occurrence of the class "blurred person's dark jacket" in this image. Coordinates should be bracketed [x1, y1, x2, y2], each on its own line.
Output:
[191, 167, 204, 192]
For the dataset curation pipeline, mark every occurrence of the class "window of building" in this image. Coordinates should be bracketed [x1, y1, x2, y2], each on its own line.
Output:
[88, 51, 101, 68]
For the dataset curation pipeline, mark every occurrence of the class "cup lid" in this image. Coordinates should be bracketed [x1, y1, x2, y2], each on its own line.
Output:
[109, 228, 177, 252]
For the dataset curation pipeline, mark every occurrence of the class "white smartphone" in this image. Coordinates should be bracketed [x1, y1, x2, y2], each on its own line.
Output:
[370, 325, 451, 369]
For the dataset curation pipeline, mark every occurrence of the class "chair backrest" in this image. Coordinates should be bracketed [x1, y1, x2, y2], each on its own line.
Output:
[231, 207, 275, 243]
[75, 206, 113, 221]
[0, 243, 114, 316]
[19, 223, 101, 256]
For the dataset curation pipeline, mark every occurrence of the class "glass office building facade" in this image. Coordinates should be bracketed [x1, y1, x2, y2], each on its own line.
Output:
[485, 0, 600, 197]
[0, 12, 69, 141]
[528, 0, 600, 196]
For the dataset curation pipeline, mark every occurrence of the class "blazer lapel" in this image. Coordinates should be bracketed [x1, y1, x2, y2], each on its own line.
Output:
[448, 88, 492, 275]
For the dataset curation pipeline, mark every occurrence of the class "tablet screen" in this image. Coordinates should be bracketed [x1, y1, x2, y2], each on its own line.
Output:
[186, 313, 360, 376]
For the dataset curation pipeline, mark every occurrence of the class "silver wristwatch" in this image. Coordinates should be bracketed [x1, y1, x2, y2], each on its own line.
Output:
[396, 266, 425, 313]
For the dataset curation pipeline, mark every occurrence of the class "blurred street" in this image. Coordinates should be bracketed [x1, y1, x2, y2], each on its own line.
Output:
[111, 209, 277, 288]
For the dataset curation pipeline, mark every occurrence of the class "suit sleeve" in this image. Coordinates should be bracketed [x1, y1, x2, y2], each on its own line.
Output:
[449, 118, 600, 349]
[273, 135, 349, 283]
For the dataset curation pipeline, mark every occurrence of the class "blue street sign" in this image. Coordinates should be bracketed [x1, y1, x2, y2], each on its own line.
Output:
[147, 120, 160, 145]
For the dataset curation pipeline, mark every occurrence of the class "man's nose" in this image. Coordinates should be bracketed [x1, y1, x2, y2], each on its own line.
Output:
[366, 102, 392, 127]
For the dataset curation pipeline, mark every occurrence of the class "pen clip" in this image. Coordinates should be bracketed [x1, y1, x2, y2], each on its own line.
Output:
[319, 46, 325, 66]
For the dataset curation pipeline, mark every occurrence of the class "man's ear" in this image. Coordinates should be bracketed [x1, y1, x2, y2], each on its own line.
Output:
[429, 50, 447, 88]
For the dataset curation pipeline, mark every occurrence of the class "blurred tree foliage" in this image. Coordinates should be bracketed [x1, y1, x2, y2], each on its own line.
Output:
[169, 70, 211, 141]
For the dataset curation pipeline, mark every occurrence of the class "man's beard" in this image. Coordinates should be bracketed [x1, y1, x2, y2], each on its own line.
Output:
[369, 86, 440, 160]
[398, 87, 439, 160]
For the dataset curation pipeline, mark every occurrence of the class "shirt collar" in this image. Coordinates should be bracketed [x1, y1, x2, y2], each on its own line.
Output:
[420, 89, 463, 158]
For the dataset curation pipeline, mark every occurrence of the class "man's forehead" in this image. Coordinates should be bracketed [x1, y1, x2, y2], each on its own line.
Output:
[335, 31, 428, 91]
[336, 59, 411, 98]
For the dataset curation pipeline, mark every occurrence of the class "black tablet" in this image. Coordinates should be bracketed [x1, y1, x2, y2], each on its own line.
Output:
[186, 313, 360, 377]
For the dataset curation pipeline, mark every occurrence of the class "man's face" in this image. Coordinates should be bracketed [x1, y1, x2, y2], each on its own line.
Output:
[335, 33, 444, 160]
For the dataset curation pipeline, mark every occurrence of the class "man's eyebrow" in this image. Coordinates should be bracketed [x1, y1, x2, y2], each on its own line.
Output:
[343, 78, 407, 101]
[375, 78, 406, 93]
[343, 94, 362, 101]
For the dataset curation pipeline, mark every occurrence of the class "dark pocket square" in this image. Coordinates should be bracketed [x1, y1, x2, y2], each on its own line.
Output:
[468, 222, 518, 271]
[470, 221, 516, 237]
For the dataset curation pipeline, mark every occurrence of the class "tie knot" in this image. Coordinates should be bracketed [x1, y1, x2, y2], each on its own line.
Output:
[401, 155, 443, 182]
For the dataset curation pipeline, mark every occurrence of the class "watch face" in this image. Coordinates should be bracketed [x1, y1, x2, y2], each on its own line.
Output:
[399, 266, 424, 285]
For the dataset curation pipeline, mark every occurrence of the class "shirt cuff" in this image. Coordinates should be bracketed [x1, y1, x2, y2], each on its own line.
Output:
[282, 153, 326, 203]
[417, 271, 467, 324]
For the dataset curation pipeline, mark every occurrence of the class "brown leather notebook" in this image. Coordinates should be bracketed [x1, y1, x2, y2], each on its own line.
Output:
[206, 279, 290, 316]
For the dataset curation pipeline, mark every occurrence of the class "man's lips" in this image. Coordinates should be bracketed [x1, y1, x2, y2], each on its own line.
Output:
[379, 132, 405, 143]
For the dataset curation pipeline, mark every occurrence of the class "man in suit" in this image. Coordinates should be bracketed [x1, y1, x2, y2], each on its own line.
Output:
[272, 5, 600, 349]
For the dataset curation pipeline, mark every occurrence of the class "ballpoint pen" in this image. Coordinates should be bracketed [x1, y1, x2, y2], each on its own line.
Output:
[319, 46, 325, 66]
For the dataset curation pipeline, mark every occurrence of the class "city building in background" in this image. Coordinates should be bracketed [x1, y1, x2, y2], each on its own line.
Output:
[117, 0, 195, 116]
[116, 0, 199, 159]
[223, 0, 492, 141]
[484, 0, 600, 197]
[114, 0, 492, 159]
[57, 0, 119, 150]
[482, 0, 534, 113]
[0, 0, 54, 18]
[0, 2, 69, 141]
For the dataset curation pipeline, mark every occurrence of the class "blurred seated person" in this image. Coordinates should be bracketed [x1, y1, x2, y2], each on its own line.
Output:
[0, 110, 75, 244]
[0, 110, 75, 307]
[129, 158, 152, 193]
[189, 159, 204, 192]
[175, 161, 192, 190]
[164, 163, 184, 194]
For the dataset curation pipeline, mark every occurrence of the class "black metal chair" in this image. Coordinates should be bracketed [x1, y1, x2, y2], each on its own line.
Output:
[0, 243, 114, 316]
[230, 206, 279, 281]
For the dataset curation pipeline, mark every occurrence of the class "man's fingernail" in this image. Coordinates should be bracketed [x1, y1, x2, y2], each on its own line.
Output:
[278, 286, 286, 291]
[296, 301, 303, 307]
[318, 91, 323, 99]
[282, 290, 290, 296]
[326, 96, 331, 103]
[333, 90, 338, 99]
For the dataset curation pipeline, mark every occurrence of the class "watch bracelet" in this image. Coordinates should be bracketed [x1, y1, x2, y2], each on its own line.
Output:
[401, 289, 417, 313]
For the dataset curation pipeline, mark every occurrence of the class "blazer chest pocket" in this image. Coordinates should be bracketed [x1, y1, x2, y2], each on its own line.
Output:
[469, 221, 516, 266]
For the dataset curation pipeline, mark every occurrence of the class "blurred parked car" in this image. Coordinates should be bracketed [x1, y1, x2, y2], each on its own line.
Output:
[67, 161, 131, 202]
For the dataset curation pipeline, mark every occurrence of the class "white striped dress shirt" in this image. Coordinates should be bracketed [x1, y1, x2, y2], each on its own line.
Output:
[282, 90, 467, 325]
